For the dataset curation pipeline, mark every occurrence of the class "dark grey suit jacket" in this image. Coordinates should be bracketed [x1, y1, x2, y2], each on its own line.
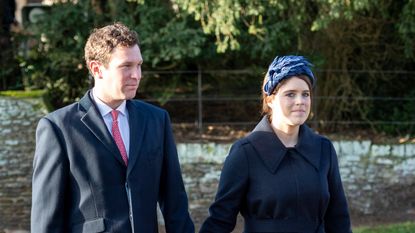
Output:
[31, 91, 194, 233]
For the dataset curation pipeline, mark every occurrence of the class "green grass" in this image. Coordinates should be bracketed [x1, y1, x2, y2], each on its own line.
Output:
[354, 222, 415, 233]
[0, 89, 45, 98]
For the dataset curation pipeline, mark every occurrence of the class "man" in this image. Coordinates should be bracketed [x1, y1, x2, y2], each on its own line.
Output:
[31, 22, 194, 233]
[0, 0, 17, 90]
[0, 0, 16, 34]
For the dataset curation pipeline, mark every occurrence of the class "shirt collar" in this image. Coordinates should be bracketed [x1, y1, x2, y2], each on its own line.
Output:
[92, 88, 127, 117]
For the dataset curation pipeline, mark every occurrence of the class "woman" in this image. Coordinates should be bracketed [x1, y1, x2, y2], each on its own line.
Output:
[199, 55, 352, 233]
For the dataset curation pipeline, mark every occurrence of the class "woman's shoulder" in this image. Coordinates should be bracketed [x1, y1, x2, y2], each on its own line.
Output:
[301, 124, 334, 144]
[228, 136, 251, 155]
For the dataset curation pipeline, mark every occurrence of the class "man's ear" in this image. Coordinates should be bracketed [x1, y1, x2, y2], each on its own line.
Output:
[88, 61, 103, 79]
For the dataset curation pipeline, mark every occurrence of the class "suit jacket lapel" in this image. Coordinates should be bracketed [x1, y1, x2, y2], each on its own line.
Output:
[79, 91, 126, 166]
[126, 100, 147, 175]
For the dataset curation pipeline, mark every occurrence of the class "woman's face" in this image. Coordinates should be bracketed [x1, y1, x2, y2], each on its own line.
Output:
[268, 77, 311, 129]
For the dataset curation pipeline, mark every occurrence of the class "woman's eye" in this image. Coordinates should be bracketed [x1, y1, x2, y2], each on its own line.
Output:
[286, 93, 295, 97]
[303, 92, 310, 97]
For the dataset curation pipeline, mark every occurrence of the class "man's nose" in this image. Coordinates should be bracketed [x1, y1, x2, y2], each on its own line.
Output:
[131, 66, 141, 80]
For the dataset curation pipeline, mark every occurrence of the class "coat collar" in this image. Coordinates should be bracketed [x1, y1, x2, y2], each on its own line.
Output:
[246, 116, 321, 173]
[79, 91, 148, 174]
[79, 90, 127, 167]
[125, 100, 147, 175]
[79, 91, 148, 173]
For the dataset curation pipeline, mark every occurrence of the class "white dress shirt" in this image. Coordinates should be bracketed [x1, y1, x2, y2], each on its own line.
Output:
[92, 89, 130, 158]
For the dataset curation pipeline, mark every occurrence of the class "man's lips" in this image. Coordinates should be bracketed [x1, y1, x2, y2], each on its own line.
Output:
[125, 84, 138, 88]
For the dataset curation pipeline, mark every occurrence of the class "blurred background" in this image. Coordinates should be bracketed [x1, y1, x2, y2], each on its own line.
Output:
[0, 0, 414, 232]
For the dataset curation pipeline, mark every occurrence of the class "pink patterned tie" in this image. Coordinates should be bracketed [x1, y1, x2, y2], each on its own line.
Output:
[111, 110, 128, 166]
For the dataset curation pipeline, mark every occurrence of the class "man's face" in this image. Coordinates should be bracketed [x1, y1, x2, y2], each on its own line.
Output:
[95, 44, 143, 108]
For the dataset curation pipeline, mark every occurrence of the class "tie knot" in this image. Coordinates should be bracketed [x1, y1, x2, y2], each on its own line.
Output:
[111, 110, 119, 121]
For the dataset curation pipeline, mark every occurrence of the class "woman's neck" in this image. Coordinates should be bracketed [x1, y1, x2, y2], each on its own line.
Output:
[270, 121, 300, 148]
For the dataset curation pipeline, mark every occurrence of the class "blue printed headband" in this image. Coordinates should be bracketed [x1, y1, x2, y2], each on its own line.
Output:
[263, 55, 316, 96]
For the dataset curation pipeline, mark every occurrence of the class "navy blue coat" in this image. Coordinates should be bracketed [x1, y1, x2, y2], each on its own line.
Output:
[200, 117, 352, 233]
[31, 91, 194, 233]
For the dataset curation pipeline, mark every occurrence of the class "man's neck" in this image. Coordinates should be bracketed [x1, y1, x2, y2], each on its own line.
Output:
[92, 88, 123, 109]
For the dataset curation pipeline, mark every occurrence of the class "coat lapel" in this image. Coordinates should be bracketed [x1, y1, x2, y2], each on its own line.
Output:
[295, 124, 321, 170]
[247, 117, 288, 174]
[126, 101, 147, 175]
[247, 116, 321, 173]
[79, 91, 126, 166]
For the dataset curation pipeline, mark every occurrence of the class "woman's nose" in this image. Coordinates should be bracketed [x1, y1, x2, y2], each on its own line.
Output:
[295, 95, 306, 105]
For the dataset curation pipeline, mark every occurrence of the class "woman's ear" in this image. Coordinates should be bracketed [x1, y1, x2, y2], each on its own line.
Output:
[88, 61, 102, 79]
[266, 95, 274, 108]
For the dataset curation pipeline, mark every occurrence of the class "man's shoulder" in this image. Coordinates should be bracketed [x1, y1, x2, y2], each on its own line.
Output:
[128, 99, 167, 115]
[47, 102, 78, 115]
[43, 102, 82, 123]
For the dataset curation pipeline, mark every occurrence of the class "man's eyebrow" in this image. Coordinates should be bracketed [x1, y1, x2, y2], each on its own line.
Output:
[119, 60, 143, 66]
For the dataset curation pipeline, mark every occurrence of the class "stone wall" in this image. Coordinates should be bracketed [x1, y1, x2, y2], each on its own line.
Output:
[0, 97, 414, 232]
[0, 97, 46, 233]
[178, 142, 415, 229]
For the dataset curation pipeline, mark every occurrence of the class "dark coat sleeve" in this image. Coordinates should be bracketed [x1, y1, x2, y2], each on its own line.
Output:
[324, 140, 353, 233]
[158, 111, 195, 233]
[199, 141, 249, 233]
[31, 117, 69, 233]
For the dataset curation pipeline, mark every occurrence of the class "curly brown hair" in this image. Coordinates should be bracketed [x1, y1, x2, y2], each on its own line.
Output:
[84, 22, 139, 71]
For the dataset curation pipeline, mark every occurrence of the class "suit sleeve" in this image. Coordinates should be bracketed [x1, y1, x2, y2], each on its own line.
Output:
[199, 141, 249, 233]
[158, 111, 195, 233]
[31, 117, 69, 233]
[324, 141, 353, 233]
